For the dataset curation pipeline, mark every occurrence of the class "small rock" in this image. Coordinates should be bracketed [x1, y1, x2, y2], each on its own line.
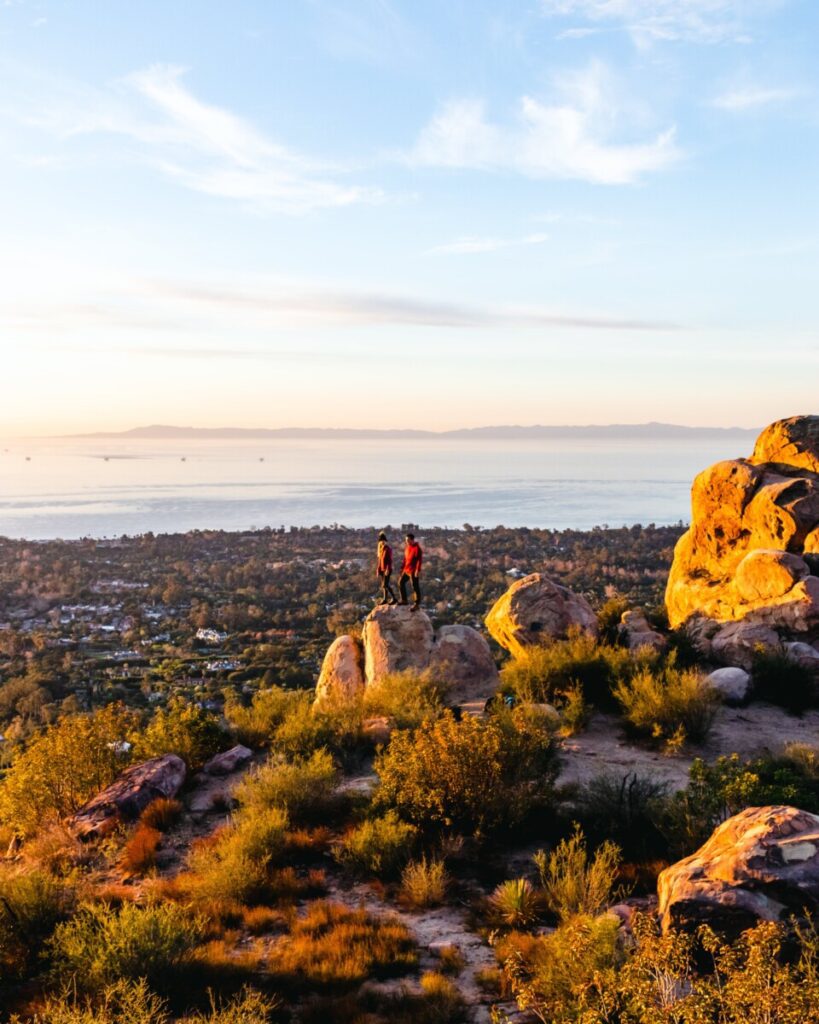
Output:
[785, 641, 819, 672]
[362, 716, 393, 746]
[202, 744, 253, 776]
[706, 666, 751, 705]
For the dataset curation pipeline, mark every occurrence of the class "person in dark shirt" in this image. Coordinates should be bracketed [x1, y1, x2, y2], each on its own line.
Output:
[399, 532, 423, 610]
[376, 531, 397, 605]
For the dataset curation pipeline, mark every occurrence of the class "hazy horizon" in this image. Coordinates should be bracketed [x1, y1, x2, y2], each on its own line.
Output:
[2, 2, 818, 436]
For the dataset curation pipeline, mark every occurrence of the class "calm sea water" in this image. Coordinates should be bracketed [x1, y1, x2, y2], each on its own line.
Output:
[0, 436, 744, 540]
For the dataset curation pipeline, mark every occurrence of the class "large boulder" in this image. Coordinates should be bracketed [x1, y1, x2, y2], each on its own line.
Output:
[705, 666, 751, 704]
[484, 573, 598, 658]
[710, 620, 782, 670]
[71, 755, 186, 840]
[658, 805, 819, 938]
[666, 416, 819, 641]
[362, 604, 434, 685]
[428, 624, 499, 705]
[315, 634, 365, 707]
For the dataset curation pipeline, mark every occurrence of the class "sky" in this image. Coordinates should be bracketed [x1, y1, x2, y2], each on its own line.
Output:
[1, 0, 818, 435]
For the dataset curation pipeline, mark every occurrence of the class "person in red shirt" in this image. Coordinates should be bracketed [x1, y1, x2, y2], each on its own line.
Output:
[399, 532, 423, 610]
[376, 531, 397, 605]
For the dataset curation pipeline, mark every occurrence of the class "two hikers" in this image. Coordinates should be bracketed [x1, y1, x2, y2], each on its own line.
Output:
[376, 531, 422, 610]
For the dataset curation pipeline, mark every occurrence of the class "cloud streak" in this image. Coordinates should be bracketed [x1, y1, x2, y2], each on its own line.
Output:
[711, 86, 801, 111]
[409, 63, 680, 185]
[429, 233, 549, 255]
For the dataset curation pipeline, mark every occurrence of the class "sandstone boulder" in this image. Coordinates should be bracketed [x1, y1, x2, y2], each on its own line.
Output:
[710, 620, 782, 670]
[362, 604, 434, 685]
[315, 634, 365, 706]
[785, 641, 819, 672]
[658, 805, 819, 937]
[202, 744, 252, 776]
[705, 666, 751, 704]
[71, 755, 186, 839]
[666, 416, 819, 638]
[485, 573, 598, 658]
[618, 608, 667, 654]
[428, 624, 499, 704]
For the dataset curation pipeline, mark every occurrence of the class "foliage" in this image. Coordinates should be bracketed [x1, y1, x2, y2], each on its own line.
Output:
[572, 771, 669, 861]
[234, 749, 338, 826]
[0, 868, 74, 979]
[500, 632, 636, 708]
[363, 670, 448, 730]
[335, 811, 417, 877]
[400, 856, 449, 908]
[489, 879, 540, 929]
[751, 649, 817, 714]
[13, 980, 278, 1024]
[140, 797, 183, 832]
[534, 826, 622, 923]
[224, 686, 303, 748]
[613, 663, 719, 746]
[133, 697, 227, 770]
[271, 694, 361, 760]
[270, 900, 417, 990]
[0, 703, 138, 837]
[121, 825, 161, 876]
[596, 596, 631, 645]
[48, 900, 201, 991]
[375, 709, 558, 838]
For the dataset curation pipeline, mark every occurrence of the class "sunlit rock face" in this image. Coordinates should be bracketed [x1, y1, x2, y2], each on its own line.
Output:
[666, 416, 819, 644]
[658, 805, 819, 938]
[484, 572, 598, 659]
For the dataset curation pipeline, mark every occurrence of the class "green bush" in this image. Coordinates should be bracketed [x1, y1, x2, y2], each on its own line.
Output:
[0, 704, 138, 836]
[572, 772, 669, 862]
[272, 695, 361, 759]
[489, 878, 539, 929]
[375, 709, 558, 839]
[48, 901, 201, 991]
[613, 664, 718, 746]
[500, 633, 636, 708]
[234, 749, 337, 825]
[534, 826, 622, 922]
[0, 868, 74, 979]
[596, 596, 631, 645]
[134, 698, 227, 770]
[335, 811, 417, 877]
[752, 650, 817, 714]
[363, 670, 448, 730]
[224, 686, 304, 748]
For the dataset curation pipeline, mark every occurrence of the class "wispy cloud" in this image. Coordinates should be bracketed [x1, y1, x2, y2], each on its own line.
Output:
[429, 233, 549, 255]
[542, 0, 784, 45]
[711, 85, 801, 111]
[409, 62, 679, 185]
[10, 63, 382, 214]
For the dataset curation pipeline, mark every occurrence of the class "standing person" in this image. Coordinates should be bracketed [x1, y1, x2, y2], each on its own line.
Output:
[376, 531, 397, 605]
[399, 532, 423, 610]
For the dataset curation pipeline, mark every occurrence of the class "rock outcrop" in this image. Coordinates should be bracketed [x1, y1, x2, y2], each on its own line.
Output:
[202, 744, 253, 776]
[618, 608, 667, 654]
[315, 634, 366, 707]
[315, 605, 499, 709]
[658, 805, 819, 937]
[666, 416, 819, 654]
[71, 754, 186, 839]
[705, 666, 751, 704]
[484, 573, 598, 658]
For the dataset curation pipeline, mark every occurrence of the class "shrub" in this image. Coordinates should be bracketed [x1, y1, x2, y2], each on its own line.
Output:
[0, 868, 73, 979]
[48, 900, 201, 991]
[500, 632, 635, 707]
[417, 971, 466, 1022]
[572, 771, 669, 861]
[375, 709, 558, 838]
[335, 811, 417, 877]
[613, 664, 718, 746]
[752, 649, 817, 714]
[363, 670, 448, 730]
[140, 797, 183, 832]
[490, 878, 540, 929]
[224, 686, 303, 748]
[596, 596, 631, 645]
[134, 698, 227, 770]
[558, 683, 589, 735]
[436, 944, 465, 975]
[271, 900, 417, 990]
[235, 749, 337, 825]
[121, 824, 161, 876]
[0, 704, 138, 837]
[400, 856, 449, 908]
[534, 826, 622, 922]
[272, 692, 361, 759]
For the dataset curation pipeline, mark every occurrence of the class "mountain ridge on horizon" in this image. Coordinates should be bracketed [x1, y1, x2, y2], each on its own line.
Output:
[67, 422, 761, 440]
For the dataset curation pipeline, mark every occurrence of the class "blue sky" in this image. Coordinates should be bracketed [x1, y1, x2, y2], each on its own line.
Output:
[1, 0, 817, 434]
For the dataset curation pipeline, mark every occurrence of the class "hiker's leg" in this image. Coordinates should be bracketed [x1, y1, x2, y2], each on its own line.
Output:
[411, 574, 421, 607]
[399, 573, 409, 604]
[384, 573, 397, 603]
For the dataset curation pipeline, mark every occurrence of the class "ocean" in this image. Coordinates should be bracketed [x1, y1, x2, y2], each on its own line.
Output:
[0, 436, 743, 540]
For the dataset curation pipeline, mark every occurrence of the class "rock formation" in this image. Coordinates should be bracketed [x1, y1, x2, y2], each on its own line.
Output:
[315, 605, 499, 708]
[202, 744, 253, 776]
[484, 572, 598, 658]
[666, 416, 819, 658]
[618, 608, 667, 654]
[658, 805, 819, 938]
[71, 754, 186, 839]
[705, 666, 751, 705]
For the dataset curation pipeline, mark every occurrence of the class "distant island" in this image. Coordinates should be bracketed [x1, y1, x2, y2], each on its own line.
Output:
[70, 422, 760, 441]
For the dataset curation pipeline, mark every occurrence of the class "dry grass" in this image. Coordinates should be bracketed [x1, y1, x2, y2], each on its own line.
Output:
[140, 798, 183, 832]
[400, 856, 449, 908]
[240, 905, 288, 935]
[436, 944, 465, 975]
[121, 824, 162, 875]
[270, 900, 417, 991]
